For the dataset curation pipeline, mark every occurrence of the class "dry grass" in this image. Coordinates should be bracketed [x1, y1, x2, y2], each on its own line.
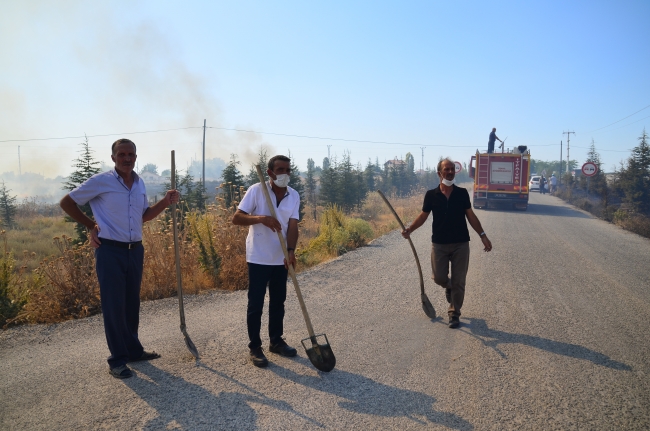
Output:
[4, 216, 75, 272]
[612, 211, 650, 238]
[3, 188, 427, 326]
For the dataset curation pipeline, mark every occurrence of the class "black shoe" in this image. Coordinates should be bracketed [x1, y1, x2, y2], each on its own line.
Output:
[250, 347, 269, 368]
[269, 339, 298, 357]
[130, 350, 161, 362]
[109, 365, 133, 379]
[448, 316, 460, 329]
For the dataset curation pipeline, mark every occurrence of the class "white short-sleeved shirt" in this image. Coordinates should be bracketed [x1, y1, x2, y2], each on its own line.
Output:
[69, 169, 149, 242]
[237, 181, 300, 265]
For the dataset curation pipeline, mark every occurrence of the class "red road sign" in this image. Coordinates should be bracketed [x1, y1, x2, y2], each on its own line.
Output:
[582, 162, 598, 177]
[454, 161, 462, 173]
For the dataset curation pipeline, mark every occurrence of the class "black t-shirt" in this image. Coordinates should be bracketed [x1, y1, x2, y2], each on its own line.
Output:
[422, 185, 471, 244]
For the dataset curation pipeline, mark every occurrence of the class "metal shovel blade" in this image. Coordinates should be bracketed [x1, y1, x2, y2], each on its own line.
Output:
[182, 327, 200, 360]
[301, 334, 336, 372]
[421, 293, 437, 319]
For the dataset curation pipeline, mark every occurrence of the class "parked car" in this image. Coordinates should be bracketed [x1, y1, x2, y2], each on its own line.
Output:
[529, 175, 540, 191]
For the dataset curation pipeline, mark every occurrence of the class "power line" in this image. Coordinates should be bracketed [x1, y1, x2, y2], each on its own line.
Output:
[0, 126, 202, 143]
[588, 104, 650, 133]
[610, 114, 650, 131]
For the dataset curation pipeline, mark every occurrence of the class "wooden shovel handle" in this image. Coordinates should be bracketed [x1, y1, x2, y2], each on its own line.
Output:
[254, 165, 316, 338]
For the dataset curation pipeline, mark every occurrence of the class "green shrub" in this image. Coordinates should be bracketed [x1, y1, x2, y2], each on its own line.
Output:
[302, 205, 374, 259]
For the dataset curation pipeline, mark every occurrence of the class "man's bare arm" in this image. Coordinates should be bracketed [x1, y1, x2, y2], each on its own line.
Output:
[60, 195, 95, 230]
[401, 211, 430, 238]
[285, 218, 299, 269]
[232, 209, 282, 232]
[60, 194, 101, 247]
[142, 190, 178, 223]
[465, 208, 492, 251]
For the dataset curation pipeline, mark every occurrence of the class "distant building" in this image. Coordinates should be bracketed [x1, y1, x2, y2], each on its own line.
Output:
[384, 158, 406, 170]
[139, 171, 166, 184]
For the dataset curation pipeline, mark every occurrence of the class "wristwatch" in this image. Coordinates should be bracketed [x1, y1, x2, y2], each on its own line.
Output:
[480, 232, 486, 237]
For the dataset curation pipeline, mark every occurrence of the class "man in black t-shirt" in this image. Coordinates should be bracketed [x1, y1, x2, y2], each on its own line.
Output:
[402, 158, 492, 328]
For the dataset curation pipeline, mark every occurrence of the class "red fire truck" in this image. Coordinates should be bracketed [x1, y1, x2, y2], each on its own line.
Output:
[469, 146, 531, 211]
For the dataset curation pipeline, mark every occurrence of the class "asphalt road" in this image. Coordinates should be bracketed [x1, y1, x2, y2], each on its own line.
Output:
[1, 192, 649, 430]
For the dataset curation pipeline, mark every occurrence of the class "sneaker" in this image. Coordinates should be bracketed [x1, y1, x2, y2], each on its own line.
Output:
[109, 365, 133, 379]
[448, 316, 460, 329]
[269, 339, 298, 357]
[250, 347, 269, 368]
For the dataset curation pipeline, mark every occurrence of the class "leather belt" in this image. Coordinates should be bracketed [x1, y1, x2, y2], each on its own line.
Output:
[100, 238, 142, 249]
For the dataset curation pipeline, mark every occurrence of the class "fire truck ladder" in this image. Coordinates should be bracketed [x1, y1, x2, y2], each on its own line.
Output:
[476, 154, 489, 199]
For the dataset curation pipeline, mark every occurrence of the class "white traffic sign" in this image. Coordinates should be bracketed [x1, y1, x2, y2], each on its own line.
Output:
[454, 161, 462, 173]
[582, 162, 598, 177]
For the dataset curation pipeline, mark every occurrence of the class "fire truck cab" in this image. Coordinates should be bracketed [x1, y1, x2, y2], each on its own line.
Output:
[469, 146, 531, 211]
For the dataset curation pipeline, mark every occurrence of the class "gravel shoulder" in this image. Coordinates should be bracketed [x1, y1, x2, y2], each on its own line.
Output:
[1, 192, 649, 430]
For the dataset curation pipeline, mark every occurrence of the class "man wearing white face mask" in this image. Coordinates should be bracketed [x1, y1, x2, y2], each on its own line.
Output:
[402, 158, 492, 328]
[232, 155, 300, 367]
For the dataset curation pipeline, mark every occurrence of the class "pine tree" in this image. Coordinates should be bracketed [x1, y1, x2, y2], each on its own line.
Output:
[583, 139, 607, 197]
[364, 159, 376, 193]
[220, 154, 246, 208]
[0, 182, 17, 229]
[305, 158, 317, 210]
[246, 148, 269, 187]
[319, 157, 342, 207]
[619, 129, 650, 214]
[62, 136, 101, 243]
[286, 152, 305, 220]
[339, 152, 358, 212]
[355, 162, 368, 210]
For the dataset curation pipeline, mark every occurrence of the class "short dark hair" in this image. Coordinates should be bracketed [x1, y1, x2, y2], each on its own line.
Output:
[437, 158, 454, 173]
[268, 155, 291, 171]
[111, 138, 137, 155]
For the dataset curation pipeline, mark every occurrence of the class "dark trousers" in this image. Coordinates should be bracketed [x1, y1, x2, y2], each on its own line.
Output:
[487, 141, 495, 154]
[95, 243, 144, 368]
[431, 242, 470, 318]
[247, 263, 288, 349]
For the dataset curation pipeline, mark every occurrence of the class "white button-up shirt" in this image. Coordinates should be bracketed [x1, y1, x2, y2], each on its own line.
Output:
[69, 169, 149, 242]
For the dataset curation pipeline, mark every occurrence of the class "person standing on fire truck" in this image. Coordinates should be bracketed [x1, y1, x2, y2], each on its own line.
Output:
[401, 158, 493, 328]
[487, 128, 503, 154]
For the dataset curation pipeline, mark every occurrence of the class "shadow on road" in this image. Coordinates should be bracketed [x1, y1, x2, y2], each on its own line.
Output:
[460, 318, 631, 371]
[123, 362, 319, 430]
[269, 361, 474, 430]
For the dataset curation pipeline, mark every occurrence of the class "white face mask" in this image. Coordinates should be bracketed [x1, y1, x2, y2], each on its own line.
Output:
[441, 177, 455, 186]
[273, 174, 290, 188]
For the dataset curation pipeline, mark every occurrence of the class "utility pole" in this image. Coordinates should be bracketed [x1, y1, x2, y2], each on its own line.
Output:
[327, 145, 332, 160]
[18, 146, 21, 176]
[202, 119, 206, 187]
[559, 141, 562, 185]
[563, 131, 575, 174]
[420, 147, 425, 172]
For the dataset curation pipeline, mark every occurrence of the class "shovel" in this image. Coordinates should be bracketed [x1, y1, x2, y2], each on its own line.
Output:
[255, 165, 336, 372]
[377, 190, 436, 319]
[171, 150, 199, 360]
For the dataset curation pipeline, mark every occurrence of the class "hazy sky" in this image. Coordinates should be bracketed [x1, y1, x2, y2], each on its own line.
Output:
[2, 0, 649, 182]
